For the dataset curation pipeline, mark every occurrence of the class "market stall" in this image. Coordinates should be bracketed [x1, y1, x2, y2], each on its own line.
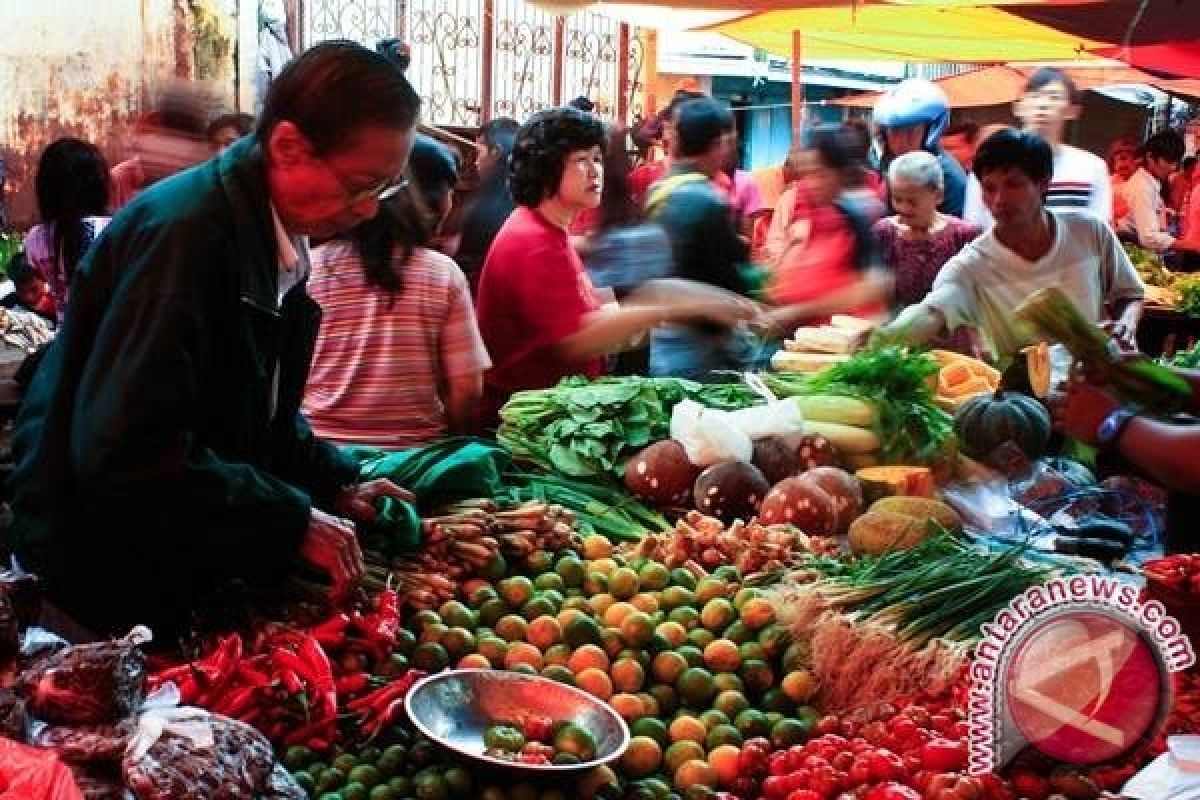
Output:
[1, 295, 1197, 800]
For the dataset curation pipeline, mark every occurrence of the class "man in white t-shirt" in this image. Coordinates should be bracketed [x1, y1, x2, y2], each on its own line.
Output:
[964, 68, 1111, 226]
[1117, 130, 1186, 253]
[882, 129, 1144, 359]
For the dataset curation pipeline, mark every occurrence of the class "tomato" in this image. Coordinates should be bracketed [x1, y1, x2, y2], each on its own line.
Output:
[810, 765, 843, 797]
[904, 707, 932, 729]
[919, 738, 968, 773]
[928, 774, 983, 800]
[847, 760, 872, 788]
[763, 776, 792, 799]
[1008, 770, 1049, 800]
[786, 791, 822, 800]
[521, 714, 553, 742]
[864, 782, 922, 800]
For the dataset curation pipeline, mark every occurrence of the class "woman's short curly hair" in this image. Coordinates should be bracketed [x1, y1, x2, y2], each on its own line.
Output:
[509, 107, 607, 207]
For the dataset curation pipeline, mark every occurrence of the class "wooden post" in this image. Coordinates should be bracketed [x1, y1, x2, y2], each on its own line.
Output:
[618, 23, 630, 124]
[553, 16, 566, 106]
[791, 30, 804, 143]
[644, 28, 659, 116]
[481, 0, 495, 123]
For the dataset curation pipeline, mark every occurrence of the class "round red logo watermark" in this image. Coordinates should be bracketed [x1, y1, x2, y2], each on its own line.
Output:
[1003, 609, 1167, 764]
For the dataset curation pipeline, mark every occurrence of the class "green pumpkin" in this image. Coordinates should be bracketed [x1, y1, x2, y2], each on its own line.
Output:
[953, 391, 1052, 460]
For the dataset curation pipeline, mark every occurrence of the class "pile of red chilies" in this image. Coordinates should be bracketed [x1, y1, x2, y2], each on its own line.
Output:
[148, 583, 423, 752]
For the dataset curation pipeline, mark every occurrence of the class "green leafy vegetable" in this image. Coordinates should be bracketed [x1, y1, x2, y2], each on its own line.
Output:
[499, 472, 670, 541]
[497, 376, 761, 480]
[1176, 275, 1200, 318]
[759, 346, 954, 465]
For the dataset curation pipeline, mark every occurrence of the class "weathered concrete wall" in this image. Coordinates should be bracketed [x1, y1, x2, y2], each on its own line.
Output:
[0, 0, 236, 231]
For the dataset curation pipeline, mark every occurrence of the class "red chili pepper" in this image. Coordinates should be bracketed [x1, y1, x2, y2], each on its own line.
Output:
[363, 695, 408, 736]
[278, 668, 304, 695]
[296, 635, 338, 721]
[282, 716, 338, 747]
[307, 613, 352, 649]
[195, 634, 244, 706]
[212, 685, 264, 719]
[335, 672, 373, 696]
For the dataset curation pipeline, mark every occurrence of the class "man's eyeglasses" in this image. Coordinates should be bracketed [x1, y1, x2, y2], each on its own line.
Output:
[323, 158, 409, 204]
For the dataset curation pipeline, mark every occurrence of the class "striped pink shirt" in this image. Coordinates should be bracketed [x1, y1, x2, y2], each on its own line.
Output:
[303, 242, 491, 448]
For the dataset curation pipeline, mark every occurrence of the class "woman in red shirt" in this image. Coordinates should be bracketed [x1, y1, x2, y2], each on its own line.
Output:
[475, 107, 756, 423]
[761, 125, 892, 334]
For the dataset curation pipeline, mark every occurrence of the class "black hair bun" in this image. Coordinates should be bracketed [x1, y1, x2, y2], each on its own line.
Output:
[376, 38, 411, 72]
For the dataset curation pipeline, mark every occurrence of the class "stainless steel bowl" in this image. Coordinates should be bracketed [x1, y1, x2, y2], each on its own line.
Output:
[405, 669, 630, 772]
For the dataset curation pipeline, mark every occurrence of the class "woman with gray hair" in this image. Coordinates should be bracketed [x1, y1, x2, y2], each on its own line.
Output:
[873, 150, 982, 353]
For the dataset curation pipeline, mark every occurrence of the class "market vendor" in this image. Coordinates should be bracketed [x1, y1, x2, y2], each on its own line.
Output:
[8, 41, 419, 640]
[1054, 361, 1200, 553]
[879, 128, 1145, 359]
[474, 106, 758, 422]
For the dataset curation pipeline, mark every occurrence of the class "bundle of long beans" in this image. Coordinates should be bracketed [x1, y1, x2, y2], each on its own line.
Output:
[499, 472, 670, 542]
[784, 532, 1054, 646]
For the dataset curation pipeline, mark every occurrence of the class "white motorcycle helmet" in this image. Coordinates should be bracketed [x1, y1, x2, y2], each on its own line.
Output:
[873, 79, 950, 152]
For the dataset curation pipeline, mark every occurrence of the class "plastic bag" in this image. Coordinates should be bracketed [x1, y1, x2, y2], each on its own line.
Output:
[20, 627, 150, 726]
[0, 558, 43, 631]
[722, 398, 805, 440]
[0, 689, 30, 742]
[66, 766, 133, 800]
[260, 765, 308, 800]
[35, 721, 135, 765]
[0, 591, 17, 668]
[121, 708, 275, 800]
[670, 400, 752, 466]
[0, 737, 84, 800]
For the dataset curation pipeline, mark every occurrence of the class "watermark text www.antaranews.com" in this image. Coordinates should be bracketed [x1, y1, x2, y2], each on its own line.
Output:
[967, 575, 1194, 775]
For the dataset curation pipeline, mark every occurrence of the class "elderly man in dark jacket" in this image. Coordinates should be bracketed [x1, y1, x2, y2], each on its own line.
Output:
[9, 41, 420, 639]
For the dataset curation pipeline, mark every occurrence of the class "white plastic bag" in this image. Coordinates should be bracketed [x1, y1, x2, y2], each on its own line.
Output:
[723, 398, 806, 440]
[670, 400, 753, 467]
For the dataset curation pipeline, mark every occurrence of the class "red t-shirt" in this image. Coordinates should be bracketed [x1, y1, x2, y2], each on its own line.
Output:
[476, 206, 604, 424]
[630, 160, 668, 206]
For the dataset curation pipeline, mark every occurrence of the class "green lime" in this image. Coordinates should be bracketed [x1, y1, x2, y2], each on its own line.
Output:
[377, 744, 407, 775]
[564, 614, 603, 648]
[468, 584, 499, 608]
[670, 568, 697, 590]
[705, 723, 743, 749]
[722, 621, 754, 645]
[535, 571, 565, 592]
[556, 556, 587, 587]
[314, 768, 346, 793]
[348, 765, 383, 788]
[484, 724, 526, 752]
[331, 755, 358, 773]
[740, 659, 775, 694]
[631, 716, 670, 746]
[734, 709, 769, 739]
[677, 645, 704, 668]
[443, 766, 472, 795]
[770, 718, 809, 748]
[554, 722, 598, 761]
[411, 642, 449, 672]
[675, 667, 716, 707]
[410, 609, 441, 629]
[713, 689, 749, 718]
[439, 600, 476, 628]
[760, 688, 793, 715]
[440, 627, 477, 661]
[638, 561, 671, 591]
[388, 776, 412, 795]
[369, 785, 397, 800]
[413, 769, 448, 800]
[284, 746, 316, 771]
[698, 708, 730, 731]
[343, 782, 370, 800]
[478, 597, 508, 627]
